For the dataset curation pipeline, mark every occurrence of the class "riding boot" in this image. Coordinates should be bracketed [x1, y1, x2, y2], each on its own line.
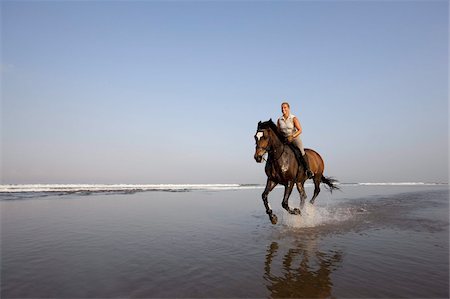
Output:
[293, 146, 312, 179]
[303, 154, 314, 179]
[292, 147, 304, 170]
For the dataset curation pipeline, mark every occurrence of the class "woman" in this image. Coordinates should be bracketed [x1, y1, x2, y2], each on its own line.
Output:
[277, 102, 314, 179]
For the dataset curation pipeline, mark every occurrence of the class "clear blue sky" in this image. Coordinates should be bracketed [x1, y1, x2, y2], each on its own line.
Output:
[1, 1, 448, 184]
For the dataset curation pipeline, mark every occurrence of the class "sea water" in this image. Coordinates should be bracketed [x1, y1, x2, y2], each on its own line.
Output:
[1, 184, 448, 298]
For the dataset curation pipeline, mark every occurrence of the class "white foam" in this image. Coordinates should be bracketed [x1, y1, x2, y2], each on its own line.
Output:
[0, 184, 265, 193]
[0, 182, 445, 193]
[356, 182, 444, 186]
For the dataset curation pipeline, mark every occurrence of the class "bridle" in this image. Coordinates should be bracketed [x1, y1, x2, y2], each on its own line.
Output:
[255, 129, 285, 161]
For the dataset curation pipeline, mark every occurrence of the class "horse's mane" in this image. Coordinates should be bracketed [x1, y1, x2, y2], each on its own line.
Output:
[257, 119, 286, 143]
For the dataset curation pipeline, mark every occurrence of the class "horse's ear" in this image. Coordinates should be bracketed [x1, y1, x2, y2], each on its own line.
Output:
[269, 118, 272, 122]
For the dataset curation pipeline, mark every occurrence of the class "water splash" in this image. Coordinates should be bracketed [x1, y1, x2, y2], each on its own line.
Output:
[281, 202, 354, 228]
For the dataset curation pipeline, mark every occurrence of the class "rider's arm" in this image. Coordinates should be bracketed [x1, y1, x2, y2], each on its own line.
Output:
[292, 117, 302, 138]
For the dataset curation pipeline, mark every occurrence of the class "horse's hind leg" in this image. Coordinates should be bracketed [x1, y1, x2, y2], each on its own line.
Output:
[296, 181, 307, 209]
[282, 182, 301, 215]
[310, 174, 322, 204]
[262, 179, 278, 224]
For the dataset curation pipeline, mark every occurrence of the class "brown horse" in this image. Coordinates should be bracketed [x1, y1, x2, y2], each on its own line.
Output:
[254, 120, 339, 224]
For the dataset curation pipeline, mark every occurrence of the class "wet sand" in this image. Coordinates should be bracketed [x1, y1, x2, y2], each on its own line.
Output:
[1, 185, 448, 298]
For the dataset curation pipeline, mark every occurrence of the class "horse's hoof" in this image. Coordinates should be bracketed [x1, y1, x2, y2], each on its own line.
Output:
[288, 208, 300, 215]
[309, 199, 315, 205]
[270, 214, 278, 225]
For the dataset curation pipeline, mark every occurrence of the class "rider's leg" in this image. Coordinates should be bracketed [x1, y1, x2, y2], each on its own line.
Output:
[303, 154, 314, 179]
[293, 137, 314, 179]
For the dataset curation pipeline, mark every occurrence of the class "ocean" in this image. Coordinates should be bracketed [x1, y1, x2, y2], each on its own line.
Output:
[1, 183, 448, 298]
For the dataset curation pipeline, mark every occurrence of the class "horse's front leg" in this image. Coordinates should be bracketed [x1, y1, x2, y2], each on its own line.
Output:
[282, 181, 301, 215]
[296, 181, 308, 209]
[262, 179, 278, 224]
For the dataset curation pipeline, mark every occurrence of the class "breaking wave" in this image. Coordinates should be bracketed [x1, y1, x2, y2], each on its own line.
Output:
[344, 182, 446, 186]
[0, 184, 264, 194]
[0, 182, 445, 200]
[0, 182, 444, 194]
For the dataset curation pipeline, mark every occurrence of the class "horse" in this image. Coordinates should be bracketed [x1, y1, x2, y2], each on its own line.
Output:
[253, 119, 339, 224]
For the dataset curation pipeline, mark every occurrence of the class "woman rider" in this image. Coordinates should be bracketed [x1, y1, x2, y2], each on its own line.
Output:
[277, 102, 314, 179]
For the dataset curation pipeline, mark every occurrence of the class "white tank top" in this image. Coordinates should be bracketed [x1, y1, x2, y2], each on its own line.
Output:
[278, 114, 297, 137]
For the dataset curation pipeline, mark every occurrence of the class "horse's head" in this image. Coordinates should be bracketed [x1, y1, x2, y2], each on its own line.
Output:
[254, 120, 272, 163]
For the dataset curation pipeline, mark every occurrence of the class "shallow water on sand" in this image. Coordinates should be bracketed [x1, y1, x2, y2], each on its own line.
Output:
[1, 185, 449, 298]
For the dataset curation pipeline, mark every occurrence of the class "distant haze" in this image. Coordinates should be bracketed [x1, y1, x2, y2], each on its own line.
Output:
[1, 1, 448, 184]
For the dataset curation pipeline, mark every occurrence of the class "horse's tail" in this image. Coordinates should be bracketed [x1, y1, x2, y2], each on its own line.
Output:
[321, 176, 340, 193]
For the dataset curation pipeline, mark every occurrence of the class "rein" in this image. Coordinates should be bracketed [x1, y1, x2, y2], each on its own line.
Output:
[263, 129, 285, 161]
[268, 143, 285, 161]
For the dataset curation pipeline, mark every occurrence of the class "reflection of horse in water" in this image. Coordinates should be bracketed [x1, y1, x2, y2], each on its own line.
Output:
[254, 120, 340, 224]
[264, 239, 343, 298]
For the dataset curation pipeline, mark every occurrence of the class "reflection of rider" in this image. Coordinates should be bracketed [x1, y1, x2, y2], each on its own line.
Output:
[277, 102, 314, 179]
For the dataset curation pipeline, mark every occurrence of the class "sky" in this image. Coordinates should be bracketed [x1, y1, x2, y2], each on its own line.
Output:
[1, 0, 448, 184]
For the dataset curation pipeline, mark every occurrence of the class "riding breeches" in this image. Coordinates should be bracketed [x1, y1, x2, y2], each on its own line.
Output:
[292, 136, 305, 156]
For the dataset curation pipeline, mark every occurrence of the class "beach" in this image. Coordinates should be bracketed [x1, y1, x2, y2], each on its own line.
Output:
[1, 184, 448, 298]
